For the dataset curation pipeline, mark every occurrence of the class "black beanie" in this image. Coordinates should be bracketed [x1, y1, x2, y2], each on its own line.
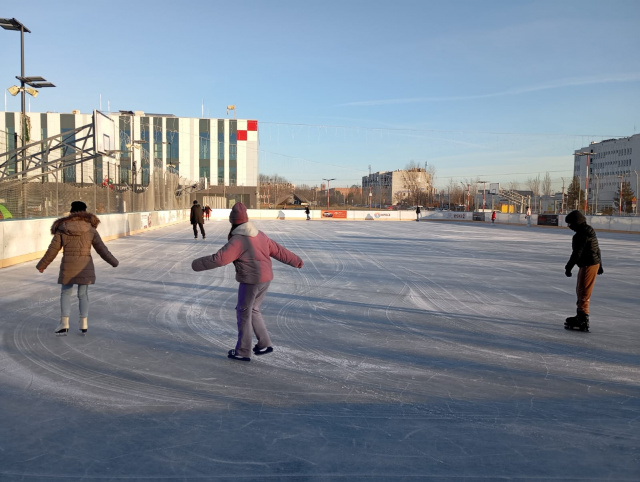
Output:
[70, 201, 87, 213]
[565, 210, 586, 225]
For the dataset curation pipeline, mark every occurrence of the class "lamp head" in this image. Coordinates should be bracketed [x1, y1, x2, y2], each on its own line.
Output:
[25, 87, 38, 97]
[7, 85, 20, 96]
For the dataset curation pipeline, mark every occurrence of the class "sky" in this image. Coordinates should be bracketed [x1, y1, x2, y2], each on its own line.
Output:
[2, 0, 640, 190]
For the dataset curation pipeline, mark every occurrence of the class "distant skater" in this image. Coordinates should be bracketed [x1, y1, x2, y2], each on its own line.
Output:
[491, 211, 496, 224]
[191, 200, 205, 239]
[191, 203, 303, 361]
[563, 210, 603, 332]
[204, 205, 211, 220]
[415, 205, 421, 222]
[36, 201, 119, 335]
[305, 205, 310, 221]
[526, 206, 532, 227]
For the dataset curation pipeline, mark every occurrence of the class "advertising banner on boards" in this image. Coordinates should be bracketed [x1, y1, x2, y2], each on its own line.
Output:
[321, 210, 347, 219]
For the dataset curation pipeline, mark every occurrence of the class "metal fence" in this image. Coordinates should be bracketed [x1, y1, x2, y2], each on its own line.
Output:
[0, 168, 191, 219]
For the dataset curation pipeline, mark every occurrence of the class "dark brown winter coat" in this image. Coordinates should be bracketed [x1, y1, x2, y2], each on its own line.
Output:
[190, 202, 204, 225]
[36, 212, 119, 285]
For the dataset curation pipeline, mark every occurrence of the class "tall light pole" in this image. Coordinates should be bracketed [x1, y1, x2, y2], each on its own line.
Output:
[619, 174, 624, 216]
[575, 151, 592, 213]
[634, 170, 639, 215]
[2, 17, 55, 217]
[323, 178, 335, 210]
[593, 174, 599, 214]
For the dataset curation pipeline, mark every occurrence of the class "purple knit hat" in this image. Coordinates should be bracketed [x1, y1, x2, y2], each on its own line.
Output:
[229, 202, 249, 224]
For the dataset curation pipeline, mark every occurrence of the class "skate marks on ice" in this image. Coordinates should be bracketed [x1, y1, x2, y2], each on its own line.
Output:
[0, 221, 639, 479]
[2, 226, 247, 409]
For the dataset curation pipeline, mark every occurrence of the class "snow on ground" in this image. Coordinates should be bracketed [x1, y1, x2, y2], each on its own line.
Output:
[1, 219, 639, 480]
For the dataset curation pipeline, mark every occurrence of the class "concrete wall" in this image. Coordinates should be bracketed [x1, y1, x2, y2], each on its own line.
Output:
[0, 209, 188, 268]
[209, 209, 421, 221]
[3, 209, 639, 268]
[465, 211, 640, 232]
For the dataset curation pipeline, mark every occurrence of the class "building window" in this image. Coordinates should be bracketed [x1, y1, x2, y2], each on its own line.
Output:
[61, 114, 76, 183]
[118, 115, 131, 184]
[229, 120, 237, 186]
[140, 116, 150, 185]
[153, 117, 162, 168]
[199, 119, 210, 180]
[218, 119, 224, 185]
[166, 118, 179, 174]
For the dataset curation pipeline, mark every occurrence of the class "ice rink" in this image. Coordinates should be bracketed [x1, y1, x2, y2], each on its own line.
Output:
[1, 218, 639, 481]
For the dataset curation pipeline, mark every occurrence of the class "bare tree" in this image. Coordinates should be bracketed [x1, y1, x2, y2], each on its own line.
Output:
[400, 163, 430, 206]
[526, 175, 541, 197]
[426, 164, 437, 205]
[542, 172, 553, 196]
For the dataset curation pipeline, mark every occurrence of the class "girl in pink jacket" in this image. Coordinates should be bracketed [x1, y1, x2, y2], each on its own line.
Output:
[191, 203, 303, 361]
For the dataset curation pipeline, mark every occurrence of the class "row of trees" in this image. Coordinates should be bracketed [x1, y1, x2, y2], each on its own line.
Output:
[566, 176, 636, 214]
[259, 170, 636, 213]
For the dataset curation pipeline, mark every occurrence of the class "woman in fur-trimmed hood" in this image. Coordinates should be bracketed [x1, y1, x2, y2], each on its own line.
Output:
[37, 201, 119, 335]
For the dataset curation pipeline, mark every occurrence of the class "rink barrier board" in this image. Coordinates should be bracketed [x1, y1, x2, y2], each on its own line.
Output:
[0, 209, 189, 268]
[2, 209, 639, 268]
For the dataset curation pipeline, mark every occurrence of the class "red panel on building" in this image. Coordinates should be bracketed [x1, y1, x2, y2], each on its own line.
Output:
[247, 120, 258, 131]
[237, 130, 247, 141]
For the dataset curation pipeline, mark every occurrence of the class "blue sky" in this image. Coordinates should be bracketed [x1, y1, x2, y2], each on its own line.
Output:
[2, 0, 639, 190]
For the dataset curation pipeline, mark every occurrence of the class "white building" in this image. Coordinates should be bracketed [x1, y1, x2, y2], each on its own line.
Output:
[1, 110, 259, 208]
[362, 168, 432, 206]
[574, 133, 639, 211]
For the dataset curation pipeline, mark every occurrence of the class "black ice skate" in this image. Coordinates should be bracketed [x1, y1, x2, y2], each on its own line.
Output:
[564, 313, 589, 332]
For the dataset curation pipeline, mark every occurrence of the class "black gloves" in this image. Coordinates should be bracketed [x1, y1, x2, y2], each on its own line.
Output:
[565, 265, 603, 276]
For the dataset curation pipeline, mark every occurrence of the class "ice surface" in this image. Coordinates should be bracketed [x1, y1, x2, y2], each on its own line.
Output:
[1, 219, 639, 480]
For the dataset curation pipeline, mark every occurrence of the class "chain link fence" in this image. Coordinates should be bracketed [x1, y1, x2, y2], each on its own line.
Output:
[0, 168, 191, 219]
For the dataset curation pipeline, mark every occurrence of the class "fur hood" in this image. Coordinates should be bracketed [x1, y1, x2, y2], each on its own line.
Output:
[50, 211, 100, 235]
[230, 221, 259, 238]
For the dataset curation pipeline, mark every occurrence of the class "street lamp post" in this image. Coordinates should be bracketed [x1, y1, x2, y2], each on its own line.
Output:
[593, 174, 599, 214]
[460, 182, 470, 211]
[323, 178, 335, 210]
[619, 175, 624, 216]
[634, 170, 639, 215]
[575, 151, 592, 213]
[2, 17, 55, 217]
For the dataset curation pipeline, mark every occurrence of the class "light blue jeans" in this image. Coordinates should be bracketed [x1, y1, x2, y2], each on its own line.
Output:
[60, 284, 89, 318]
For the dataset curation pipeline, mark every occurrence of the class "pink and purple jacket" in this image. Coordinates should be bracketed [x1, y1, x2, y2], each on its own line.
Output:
[191, 222, 303, 283]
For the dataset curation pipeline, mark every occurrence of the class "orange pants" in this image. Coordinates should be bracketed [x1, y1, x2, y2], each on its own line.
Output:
[576, 265, 599, 315]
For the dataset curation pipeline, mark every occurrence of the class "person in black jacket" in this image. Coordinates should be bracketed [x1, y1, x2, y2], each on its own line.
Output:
[564, 210, 603, 331]
[190, 200, 205, 239]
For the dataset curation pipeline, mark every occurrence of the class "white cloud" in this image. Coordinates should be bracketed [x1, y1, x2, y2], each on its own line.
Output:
[339, 73, 640, 107]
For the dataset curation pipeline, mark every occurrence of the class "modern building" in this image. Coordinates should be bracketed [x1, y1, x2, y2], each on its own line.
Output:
[574, 133, 639, 211]
[1, 110, 259, 208]
[362, 168, 432, 207]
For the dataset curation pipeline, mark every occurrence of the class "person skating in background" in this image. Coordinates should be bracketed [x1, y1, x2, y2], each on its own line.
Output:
[204, 205, 211, 220]
[191, 203, 303, 361]
[415, 205, 421, 222]
[564, 210, 603, 332]
[36, 201, 119, 335]
[526, 206, 532, 227]
[305, 205, 310, 221]
[491, 211, 497, 224]
[191, 200, 205, 239]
